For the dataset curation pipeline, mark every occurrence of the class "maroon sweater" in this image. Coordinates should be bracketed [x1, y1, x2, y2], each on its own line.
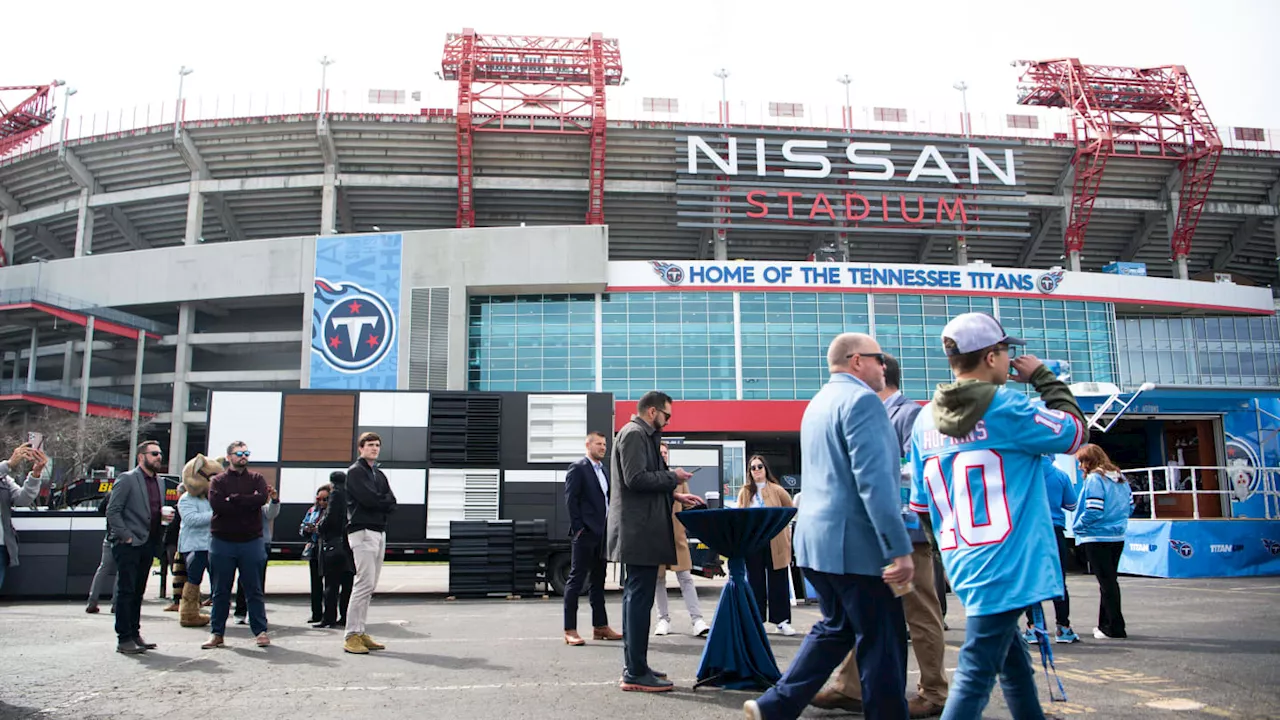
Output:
[208, 469, 269, 542]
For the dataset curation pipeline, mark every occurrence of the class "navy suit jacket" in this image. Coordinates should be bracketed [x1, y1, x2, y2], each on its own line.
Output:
[565, 457, 609, 538]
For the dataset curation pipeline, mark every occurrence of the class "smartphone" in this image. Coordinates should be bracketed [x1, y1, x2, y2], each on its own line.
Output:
[27, 432, 44, 453]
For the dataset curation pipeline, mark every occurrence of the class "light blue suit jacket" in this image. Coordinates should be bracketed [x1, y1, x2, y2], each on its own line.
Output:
[794, 373, 913, 576]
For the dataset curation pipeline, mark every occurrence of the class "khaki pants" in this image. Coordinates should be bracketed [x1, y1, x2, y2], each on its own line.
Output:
[831, 542, 949, 706]
[345, 529, 386, 637]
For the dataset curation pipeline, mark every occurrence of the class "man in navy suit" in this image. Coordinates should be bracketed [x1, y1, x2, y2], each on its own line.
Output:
[745, 333, 915, 720]
[563, 431, 622, 646]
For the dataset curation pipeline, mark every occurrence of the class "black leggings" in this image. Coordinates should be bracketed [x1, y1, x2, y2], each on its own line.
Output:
[1084, 541, 1126, 638]
[745, 548, 791, 625]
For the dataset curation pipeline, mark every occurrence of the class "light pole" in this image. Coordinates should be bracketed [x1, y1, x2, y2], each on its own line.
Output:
[953, 81, 970, 136]
[713, 68, 730, 126]
[173, 66, 193, 142]
[837, 74, 853, 130]
[319, 56, 336, 114]
[58, 85, 77, 147]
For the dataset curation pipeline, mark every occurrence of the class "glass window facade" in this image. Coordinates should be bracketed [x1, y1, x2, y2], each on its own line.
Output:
[601, 291, 736, 400]
[467, 294, 596, 392]
[468, 291, 1123, 402]
[1116, 315, 1280, 387]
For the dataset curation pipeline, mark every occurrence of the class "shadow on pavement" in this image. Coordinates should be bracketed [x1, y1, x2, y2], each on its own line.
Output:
[131, 653, 232, 675]
[374, 651, 512, 672]
[0, 699, 46, 719]
[228, 644, 341, 667]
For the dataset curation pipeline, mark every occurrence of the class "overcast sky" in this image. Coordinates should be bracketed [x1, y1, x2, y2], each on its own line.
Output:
[4, 0, 1279, 134]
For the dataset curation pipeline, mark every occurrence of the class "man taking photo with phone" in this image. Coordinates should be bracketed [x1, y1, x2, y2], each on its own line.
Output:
[1, 443, 47, 591]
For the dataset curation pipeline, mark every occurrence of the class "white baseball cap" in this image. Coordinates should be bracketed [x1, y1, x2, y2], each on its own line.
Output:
[941, 312, 1025, 355]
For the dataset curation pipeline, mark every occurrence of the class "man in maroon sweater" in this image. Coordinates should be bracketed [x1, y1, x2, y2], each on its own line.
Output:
[202, 441, 271, 649]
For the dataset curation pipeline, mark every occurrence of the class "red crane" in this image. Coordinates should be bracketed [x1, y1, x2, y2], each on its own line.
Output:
[441, 30, 623, 228]
[0, 83, 58, 158]
[1016, 59, 1222, 271]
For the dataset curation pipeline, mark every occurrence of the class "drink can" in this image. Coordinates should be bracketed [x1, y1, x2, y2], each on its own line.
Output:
[1042, 359, 1071, 381]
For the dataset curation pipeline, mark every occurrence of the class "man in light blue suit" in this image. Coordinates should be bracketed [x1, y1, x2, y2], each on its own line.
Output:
[745, 333, 915, 720]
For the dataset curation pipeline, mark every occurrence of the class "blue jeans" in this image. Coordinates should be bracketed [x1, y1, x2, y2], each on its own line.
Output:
[209, 537, 267, 636]
[756, 570, 908, 720]
[184, 550, 209, 586]
[941, 607, 1044, 720]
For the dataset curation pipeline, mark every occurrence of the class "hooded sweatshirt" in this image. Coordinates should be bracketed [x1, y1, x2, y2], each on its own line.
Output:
[907, 364, 1088, 617]
[1072, 470, 1133, 544]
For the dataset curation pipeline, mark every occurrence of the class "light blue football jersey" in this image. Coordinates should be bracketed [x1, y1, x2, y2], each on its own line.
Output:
[909, 388, 1086, 617]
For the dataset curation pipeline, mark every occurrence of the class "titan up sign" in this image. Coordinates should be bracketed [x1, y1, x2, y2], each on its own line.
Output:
[674, 128, 1026, 238]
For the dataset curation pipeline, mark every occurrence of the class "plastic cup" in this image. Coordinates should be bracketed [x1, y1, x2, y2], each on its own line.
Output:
[883, 565, 914, 597]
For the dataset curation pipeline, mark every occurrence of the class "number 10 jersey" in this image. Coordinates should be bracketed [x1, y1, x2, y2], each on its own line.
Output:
[908, 387, 1086, 617]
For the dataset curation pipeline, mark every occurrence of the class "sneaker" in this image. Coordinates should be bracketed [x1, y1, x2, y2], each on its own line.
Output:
[1022, 627, 1038, 643]
[234, 615, 246, 625]
[1092, 627, 1119, 640]
[85, 605, 100, 614]
[777, 621, 797, 636]
[692, 618, 711, 637]
[743, 699, 763, 719]
[255, 632, 271, 647]
[1056, 627, 1081, 644]
[654, 618, 671, 636]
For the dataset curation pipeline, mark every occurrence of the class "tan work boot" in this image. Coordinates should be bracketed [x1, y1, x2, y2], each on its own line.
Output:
[593, 625, 623, 641]
[810, 687, 864, 712]
[179, 583, 210, 627]
[201, 634, 224, 650]
[344, 634, 370, 654]
[359, 633, 385, 650]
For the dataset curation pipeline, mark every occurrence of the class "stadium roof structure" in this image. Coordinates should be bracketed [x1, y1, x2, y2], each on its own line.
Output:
[0, 104, 1276, 284]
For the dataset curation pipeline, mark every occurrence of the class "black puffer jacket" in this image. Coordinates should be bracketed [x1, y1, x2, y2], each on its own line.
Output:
[318, 477, 355, 575]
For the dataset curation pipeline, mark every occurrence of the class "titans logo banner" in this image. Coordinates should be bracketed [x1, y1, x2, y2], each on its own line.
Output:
[309, 234, 403, 389]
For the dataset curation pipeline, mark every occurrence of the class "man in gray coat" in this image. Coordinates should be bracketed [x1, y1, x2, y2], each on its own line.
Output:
[607, 391, 703, 693]
[105, 440, 169, 655]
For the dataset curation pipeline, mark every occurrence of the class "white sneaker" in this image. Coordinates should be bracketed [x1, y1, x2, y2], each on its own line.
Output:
[743, 699, 763, 719]
[692, 618, 711, 637]
[654, 618, 671, 636]
[777, 621, 797, 636]
[1092, 627, 1113, 640]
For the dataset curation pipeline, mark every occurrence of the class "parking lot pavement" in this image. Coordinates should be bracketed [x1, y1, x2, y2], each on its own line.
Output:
[1, 573, 1277, 720]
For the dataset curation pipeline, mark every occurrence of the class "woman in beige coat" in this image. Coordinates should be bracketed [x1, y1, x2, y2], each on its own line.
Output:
[737, 454, 796, 635]
[654, 443, 710, 637]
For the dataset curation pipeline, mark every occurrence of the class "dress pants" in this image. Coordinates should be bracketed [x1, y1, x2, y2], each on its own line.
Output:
[87, 537, 117, 607]
[346, 529, 387, 637]
[832, 541, 949, 706]
[563, 529, 608, 630]
[745, 548, 791, 625]
[307, 553, 324, 620]
[621, 564, 659, 679]
[110, 539, 155, 644]
[1083, 541, 1127, 638]
[754, 570, 908, 720]
[322, 569, 354, 624]
[655, 569, 703, 622]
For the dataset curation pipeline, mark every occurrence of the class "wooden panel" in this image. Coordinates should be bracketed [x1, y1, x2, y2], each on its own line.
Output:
[281, 394, 356, 462]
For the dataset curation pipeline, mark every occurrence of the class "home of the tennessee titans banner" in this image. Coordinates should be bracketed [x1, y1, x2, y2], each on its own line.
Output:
[309, 234, 402, 389]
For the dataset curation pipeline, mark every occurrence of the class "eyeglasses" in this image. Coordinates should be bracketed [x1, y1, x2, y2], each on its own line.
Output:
[750, 464, 765, 471]
[144, 451, 163, 458]
[846, 352, 886, 366]
[232, 450, 251, 458]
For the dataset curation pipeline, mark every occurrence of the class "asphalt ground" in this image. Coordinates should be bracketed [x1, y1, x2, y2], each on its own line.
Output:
[0, 570, 1277, 720]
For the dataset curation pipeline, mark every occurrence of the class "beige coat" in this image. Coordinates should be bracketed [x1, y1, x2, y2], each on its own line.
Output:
[662, 481, 693, 573]
[737, 481, 794, 570]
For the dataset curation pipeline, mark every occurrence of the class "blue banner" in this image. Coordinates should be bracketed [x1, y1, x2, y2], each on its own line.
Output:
[1119, 520, 1280, 578]
[1223, 399, 1280, 519]
[309, 234, 402, 389]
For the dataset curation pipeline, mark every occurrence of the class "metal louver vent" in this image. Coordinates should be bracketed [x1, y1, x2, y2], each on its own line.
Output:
[428, 393, 501, 466]
[409, 287, 450, 390]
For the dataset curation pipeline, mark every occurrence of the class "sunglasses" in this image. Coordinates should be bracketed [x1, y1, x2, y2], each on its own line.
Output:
[845, 352, 886, 366]
[232, 450, 251, 458]
[316, 495, 329, 501]
[144, 451, 163, 458]
[750, 464, 765, 471]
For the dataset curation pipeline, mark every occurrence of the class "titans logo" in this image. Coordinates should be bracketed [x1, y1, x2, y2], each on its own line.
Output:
[311, 278, 396, 373]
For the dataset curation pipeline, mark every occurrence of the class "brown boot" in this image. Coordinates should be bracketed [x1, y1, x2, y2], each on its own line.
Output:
[810, 687, 864, 712]
[564, 630, 586, 646]
[201, 634, 224, 650]
[179, 583, 210, 627]
[907, 696, 945, 718]
[593, 626, 623, 641]
[163, 599, 180, 612]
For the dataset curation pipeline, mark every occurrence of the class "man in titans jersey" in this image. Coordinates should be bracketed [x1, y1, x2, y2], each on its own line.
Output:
[908, 313, 1086, 720]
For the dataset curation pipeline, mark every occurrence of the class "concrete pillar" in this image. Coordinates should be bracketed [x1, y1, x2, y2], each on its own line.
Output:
[0, 214, 13, 265]
[1175, 255, 1190, 280]
[184, 172, 205, 245]
[61, 341, 75, 390]
[713, 229, 727, 261]
[320, 165, 337, 234]
[955, 238, 969, 265]
[129, 333, 146, 458]
[168, 303, 193, 473]
[76, 317, 95, 460]
[74, 188, 95, 257]
[26, 327, 37, 391]
[1274, 217, 1280, 287]
[1068, 250, 1082, 272]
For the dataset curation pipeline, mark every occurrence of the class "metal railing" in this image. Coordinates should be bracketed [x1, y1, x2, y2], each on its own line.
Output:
[0, 378, 169, 413]
[1122, 465, 1280, 520]
[4, 88, 1277, 163]
[0, 287, 171, 335]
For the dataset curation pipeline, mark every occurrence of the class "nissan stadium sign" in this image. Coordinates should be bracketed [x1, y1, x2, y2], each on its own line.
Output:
[675, 128, 1026, 237]
[607, 260, 1276, 314]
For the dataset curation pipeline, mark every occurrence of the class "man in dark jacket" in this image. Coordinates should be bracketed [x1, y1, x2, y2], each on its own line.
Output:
[561, 431, 622, 646]
[315, 470, 354, 628]
[607, 391, 702, 692]
[343, 432, 396, 655]
[201, 441, 271, 649]
[105, 440, 166, 655]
